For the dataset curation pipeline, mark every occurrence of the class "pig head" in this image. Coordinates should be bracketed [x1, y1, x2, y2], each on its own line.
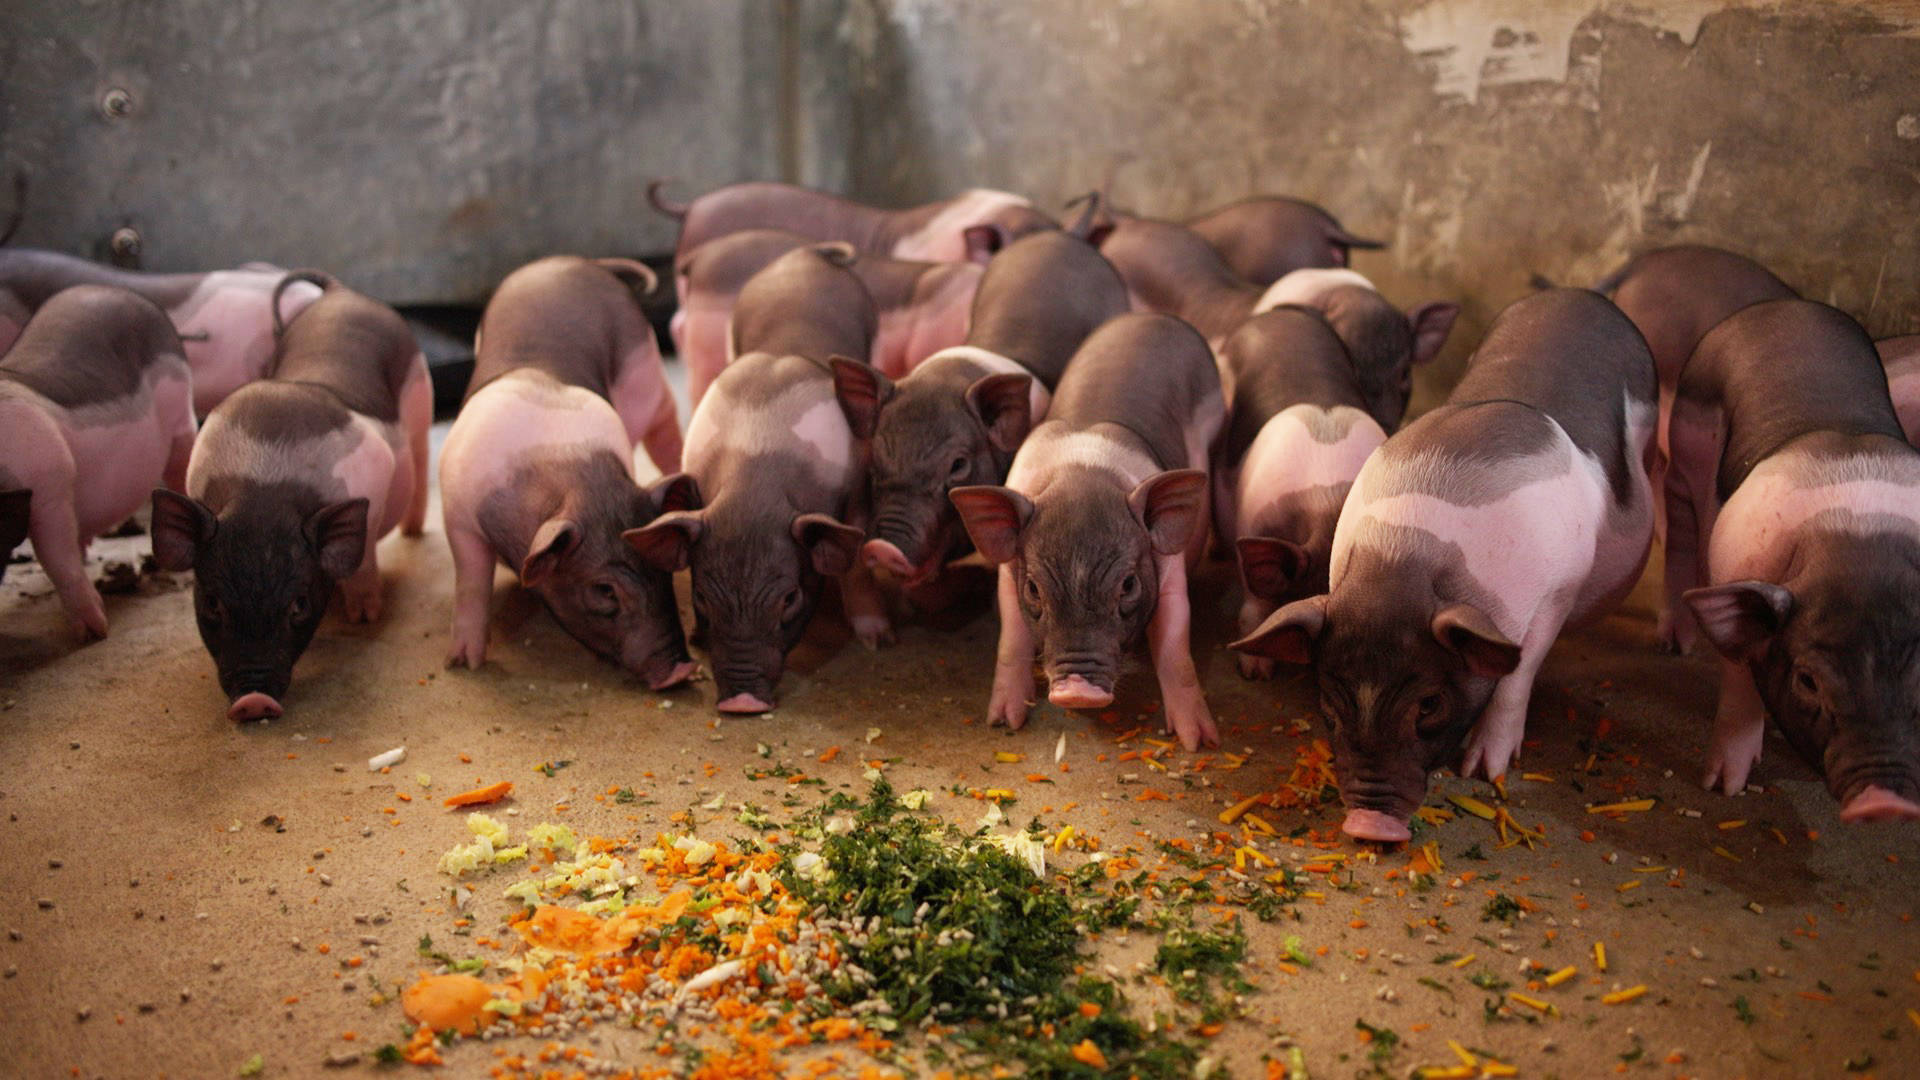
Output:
[150, 488, 368, 720]
[1259, 270, 1458, 430]
[506, 464, 698, 689]
[1687, 536, 1920, 822]
[951, 469, 1206, 705]
[1233, 547, 1521, 841]
[625, 499, 862, 713]
[832, 357, 1034, 582]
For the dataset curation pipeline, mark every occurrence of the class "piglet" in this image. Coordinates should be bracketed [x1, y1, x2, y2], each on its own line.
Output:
[1214, 305, 1386, 679]
[440, 256, 693, 686]
[1233, 289, 1656, 841]
[832, 227, 1132, 587]
[151, 273, 431, 721]
[1254, 268, 1458, 432]
[0, 285, 195, 638]
[674, 229, 978, 407]
[0, 249, 323, 414]
[950, 312, 1225, 750]
[650, 180, 1056, 271]
[1182, 195, 1385, 285]
[1664, 299, 1920, 819]
[1596, 245, 1799, 649]
[624, 245, 884, 713]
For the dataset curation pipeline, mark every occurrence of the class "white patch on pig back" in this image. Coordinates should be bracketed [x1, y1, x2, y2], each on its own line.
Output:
[923, 345, 1053, 422]
[1253, 268, 1376, 316]
[440, 372, 632, 530]
[1708, 451, 1920, 585]
[190, 402, 400, 543]
[889, 190, 1034, 263]
[685, 359, 854, 491]
[171, 270, 322, 412]
[1236, 406, 1385, 535]
[1007, 426, 1159, 496]
[1331, 423, 1606, 643]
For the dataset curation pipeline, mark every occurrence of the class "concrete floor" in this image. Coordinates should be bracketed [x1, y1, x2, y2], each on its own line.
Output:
[3, 383, 1918, 1079]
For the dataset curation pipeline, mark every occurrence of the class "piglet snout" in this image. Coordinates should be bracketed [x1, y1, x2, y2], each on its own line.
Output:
[716, 692, 775, 715]
[1048, 675, 1114, 710]
[1341, 808, 1412, 844]
[227, 692, 284, 723]
[645, 659, 700, 692]
[1839, 784, 1920, 823]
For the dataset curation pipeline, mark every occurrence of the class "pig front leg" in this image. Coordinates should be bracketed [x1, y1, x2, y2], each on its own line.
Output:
[639, 383, 684, 475]
[1149, 555, 1218, 750]
[838, 559, 895, 650]
[1235, 595, 1277, 680]
[445, 524, 497, 669]
[400, 355, 432, 536]
[1704, 658, 1766, 795]
[1458, 626, 1558, 781]
[30, 492, 107, 641]
[987, 562, 1037, 729]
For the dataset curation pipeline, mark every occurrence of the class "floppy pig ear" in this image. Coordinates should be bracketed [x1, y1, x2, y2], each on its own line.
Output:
[964, 372, 1034, 454]
[520, 517, 580, 586]
[645, 472, 702, 515]
[1431, 603, 1521, 678]
[1685, 581, 1794, 662]
[150, 489, 216, 572]
[1229, 595, 1329, 665]
[948, 485, 1033, 565]
[623, 511, 703, 574]
[962, 224, 1008, 264]
[791, 512, 863, 577]
[307, 498, 370, 581]
[1407, 301, 1460, 366]
[1236, 536, 1311, 602]
[830, 357, 894, 440]
[0, 489, 32, 554]
[1127, 469, 1208, 557]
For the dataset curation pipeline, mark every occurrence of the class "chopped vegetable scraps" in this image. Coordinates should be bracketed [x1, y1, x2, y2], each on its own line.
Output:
[442, 780, 513, 808]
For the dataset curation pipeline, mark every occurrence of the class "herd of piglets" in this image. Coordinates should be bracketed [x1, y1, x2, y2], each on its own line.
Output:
[4, 174, 1917, 842]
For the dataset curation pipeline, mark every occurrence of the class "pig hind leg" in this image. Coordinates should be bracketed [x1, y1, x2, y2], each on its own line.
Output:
[986, 562, 1038, 729]
[445, 523, 497, 669]
[1658, 399, 1724, 654]
[1704, 658, 1766, 795]
[839, 560, 895, 649]
[1150, 555, 1218, 749]
[30, 486, 108, 640]
[400, 354, 432, 536]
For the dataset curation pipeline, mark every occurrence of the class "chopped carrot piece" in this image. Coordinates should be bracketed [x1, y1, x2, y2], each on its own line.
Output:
[444, 780, 515, 808]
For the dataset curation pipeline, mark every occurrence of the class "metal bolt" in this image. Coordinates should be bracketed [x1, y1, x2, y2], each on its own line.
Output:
[100, 87, 133, 119]
[109, 226, 141, 259]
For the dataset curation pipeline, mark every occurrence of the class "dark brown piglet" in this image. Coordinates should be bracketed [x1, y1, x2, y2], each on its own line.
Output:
[1183, 195, 1385, 285]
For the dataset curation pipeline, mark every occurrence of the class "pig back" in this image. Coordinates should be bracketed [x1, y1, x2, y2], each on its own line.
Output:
[0, 249, 206, 312]
[0, 285, 183, 407]
[677, 230, 809, 297]
[272, 285, 417, 423]
[966, 231, 1130, 389]
[1604, 245, 1795, 383]
[1220, 306, 1367, 467]
[1047, 313, 1221, 471]
[468, 257, 650, 402]
[731, 247, 877, 365]
[1680, 299, 1906, 498]
[1449, 288, 1655, 506]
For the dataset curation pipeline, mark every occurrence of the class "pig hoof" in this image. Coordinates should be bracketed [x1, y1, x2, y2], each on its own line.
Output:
[1236, 654, 1276, 681]
[445, 645, 485, 670]
[851, 615, 895, 651]
[1840, 785, 1920, 823]
[987, 695, 1031, 730]
[228, 692, 283, 722]
[716, 692, 774, 715]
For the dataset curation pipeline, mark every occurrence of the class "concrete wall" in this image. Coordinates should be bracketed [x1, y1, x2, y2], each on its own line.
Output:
[837, 0, 1920, 406]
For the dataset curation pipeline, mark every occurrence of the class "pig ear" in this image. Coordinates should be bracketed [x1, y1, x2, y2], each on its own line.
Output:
[963, 224, 1009, 264]
[948, 485, 1034, 565]
[0, 488, 32, 553]
[790, 512, 864, 577]
[1431, 603, 1521, 678]
[1127, 469, 1208, 557]
[520, 517, 580, 586]
[1236, 536, 1311, 602]
[306, 498, 370, 581]
[1685, 581, 1794, 662]
[150, 489, 216, 572]
[964, 372, 1034, 454]
[830, 357, 894, 440]
[1407, 301, 1460, 366]
[623, 511, 703, 574]
[1229, 595, 1329, 665]
[643, 472, 702, 516]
